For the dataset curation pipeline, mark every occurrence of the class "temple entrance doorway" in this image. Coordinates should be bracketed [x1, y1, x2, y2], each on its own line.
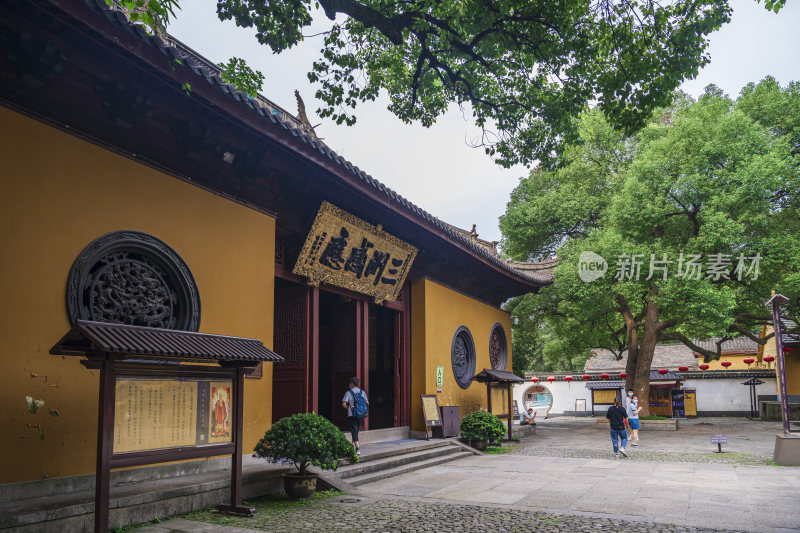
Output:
[368, 303, 398, 429]
[318, 291, 359, 429]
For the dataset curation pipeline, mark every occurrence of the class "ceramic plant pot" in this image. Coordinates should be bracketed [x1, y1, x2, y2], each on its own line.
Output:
[282, 472, 318, 499]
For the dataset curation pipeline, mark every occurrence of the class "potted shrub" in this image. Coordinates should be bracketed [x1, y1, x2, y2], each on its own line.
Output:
[254, 412, 357, 498]
[459, 410, 507, 450]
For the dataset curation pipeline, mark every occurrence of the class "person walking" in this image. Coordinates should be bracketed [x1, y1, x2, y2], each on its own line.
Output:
[627, 394, 642, 446]
[606, 397, 628, 458]
[342, 377, 369, 455]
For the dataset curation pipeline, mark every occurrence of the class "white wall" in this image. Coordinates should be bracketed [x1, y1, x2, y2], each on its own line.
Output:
[514, 377, 776, 417]
[684, 377, 777, 414]
[515, 381, 598, 417]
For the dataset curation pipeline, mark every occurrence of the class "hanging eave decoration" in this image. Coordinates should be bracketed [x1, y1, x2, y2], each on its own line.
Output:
[293, 202, 418, 303]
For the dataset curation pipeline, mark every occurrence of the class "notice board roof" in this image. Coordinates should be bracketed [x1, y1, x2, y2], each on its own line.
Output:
[51, 320, 283, 364]
[471, 369, 526, 383]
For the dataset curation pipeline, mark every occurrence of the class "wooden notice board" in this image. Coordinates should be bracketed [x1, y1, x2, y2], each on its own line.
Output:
[420, 395, 441, 440]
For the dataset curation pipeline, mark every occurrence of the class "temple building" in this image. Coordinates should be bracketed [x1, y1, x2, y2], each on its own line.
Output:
[0, 0, 552, 523]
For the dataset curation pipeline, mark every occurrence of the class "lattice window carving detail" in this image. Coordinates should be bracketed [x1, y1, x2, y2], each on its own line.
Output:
[451, 326, 476, 389]
[67, 231, 200, 330]
[489, 323, 508, 370]
[274, 300, 304, 367]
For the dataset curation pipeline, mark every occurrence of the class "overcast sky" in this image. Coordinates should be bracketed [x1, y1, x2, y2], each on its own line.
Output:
[169, 1, 799, 244]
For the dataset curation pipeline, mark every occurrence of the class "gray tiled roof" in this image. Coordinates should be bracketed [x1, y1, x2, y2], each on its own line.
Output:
[87, 0, 552, 286]
[585, 343, 697, 372]
[691, 336, 758, 354]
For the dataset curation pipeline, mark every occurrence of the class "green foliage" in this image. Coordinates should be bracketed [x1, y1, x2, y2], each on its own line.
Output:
[253, 413, 357, 475]
[216, 0, 734, 167]
[106, 0, 180, 37]
[218, 57, 265, 97]
[501, 78, 800, 401]
[459, 410, 507, 443]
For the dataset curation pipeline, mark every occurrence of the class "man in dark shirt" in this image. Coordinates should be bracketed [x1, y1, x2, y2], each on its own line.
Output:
[606, 397, 629, 458]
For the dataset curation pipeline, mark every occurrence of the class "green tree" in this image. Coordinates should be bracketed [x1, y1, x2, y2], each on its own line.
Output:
[501, 79, 800, 414]
[110, 0, 785, 168]
[218, 57, 265, 97]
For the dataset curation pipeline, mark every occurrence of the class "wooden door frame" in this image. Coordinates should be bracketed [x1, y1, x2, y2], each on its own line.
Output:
[276, 265, 411, 428]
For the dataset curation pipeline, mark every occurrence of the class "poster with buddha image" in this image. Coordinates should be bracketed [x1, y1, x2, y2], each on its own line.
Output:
[207, 383, 233, 443]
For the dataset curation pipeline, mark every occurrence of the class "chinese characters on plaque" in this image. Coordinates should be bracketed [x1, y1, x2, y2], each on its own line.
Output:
[113, 378, 232, 454]
[293, 202, 417, 303]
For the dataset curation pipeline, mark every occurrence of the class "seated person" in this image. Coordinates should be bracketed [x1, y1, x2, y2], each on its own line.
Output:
[519, 407, 536, 426]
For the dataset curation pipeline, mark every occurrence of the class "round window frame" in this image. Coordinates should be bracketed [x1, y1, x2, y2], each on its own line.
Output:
[66, 230, 201, 331]
[451, 325, 476, 389]
[489, 322, 508, 370]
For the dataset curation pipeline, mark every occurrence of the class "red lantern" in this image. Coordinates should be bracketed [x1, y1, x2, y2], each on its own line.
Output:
[743, 357, 755, 374]
[678, 366, 689, 372]
[764, 355, 775, 369]
[618, 372, 627, 379]
[657, 368, 668, 376]
[531, 376, 540, 383]
[784, 346, 795, 353]
[698, 363, 709, 379]
[546, 376, 556, 384]
[720, 360, 732, 376]
[582, 374, 592, 381]
[564, 375, 574, 388]
[600, 373, 610, 380]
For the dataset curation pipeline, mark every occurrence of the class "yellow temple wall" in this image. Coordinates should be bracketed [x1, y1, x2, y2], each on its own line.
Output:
[410, 278, 512, 431]
[0, 108, 275, 483]
[762, 327, 800, 395]
[700, 354, 759, 371]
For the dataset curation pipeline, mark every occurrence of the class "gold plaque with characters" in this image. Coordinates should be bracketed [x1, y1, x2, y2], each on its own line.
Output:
[293, 202, 417, 303]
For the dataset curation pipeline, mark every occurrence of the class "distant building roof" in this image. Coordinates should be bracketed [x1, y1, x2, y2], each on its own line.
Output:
[585, 343, 697, 372]
[691, 336, 758, 355]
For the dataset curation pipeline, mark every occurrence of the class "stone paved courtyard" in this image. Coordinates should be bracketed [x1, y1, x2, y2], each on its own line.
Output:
[139, 418, 799, 533]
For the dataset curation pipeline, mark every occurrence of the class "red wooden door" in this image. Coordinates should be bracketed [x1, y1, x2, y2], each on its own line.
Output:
[272, 285, 308, 422]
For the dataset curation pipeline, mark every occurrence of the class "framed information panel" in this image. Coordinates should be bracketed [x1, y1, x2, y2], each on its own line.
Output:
[420, 395, 441, 440]
[114, 377, 233, 454]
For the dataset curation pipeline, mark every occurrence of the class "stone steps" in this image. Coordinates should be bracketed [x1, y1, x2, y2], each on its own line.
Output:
[328, 439, 475, 487]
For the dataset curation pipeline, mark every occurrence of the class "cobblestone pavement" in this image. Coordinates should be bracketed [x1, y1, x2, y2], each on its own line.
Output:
[509, 445, 774, 465]
[164, 496, 747, 533]
[177, 418, 800, 533]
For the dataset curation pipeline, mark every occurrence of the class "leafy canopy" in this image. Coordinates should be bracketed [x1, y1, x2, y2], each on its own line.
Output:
[114, 0, 785, 168]
[502, 77, 800, 372]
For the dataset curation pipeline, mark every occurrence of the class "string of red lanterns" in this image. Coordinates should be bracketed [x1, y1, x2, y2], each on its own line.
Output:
[618, 372, 627, 379]
[699, 363, 709, 379]
[743, 357, 755, 374]
[763, 355, 775, 369]
[599, 373, 610, 380]
[720, 360, 732, 376]
[582, 374, 592, 381]
[564, 375, 573, 388]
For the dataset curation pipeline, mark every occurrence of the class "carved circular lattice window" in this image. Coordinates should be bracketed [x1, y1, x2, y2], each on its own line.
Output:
[489, 323, 508, 370]
[451, 326, 476, 389]
[66, 230, 201, 331]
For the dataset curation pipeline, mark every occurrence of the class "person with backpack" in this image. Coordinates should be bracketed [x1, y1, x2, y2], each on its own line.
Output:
[342, 376, 369, 455]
